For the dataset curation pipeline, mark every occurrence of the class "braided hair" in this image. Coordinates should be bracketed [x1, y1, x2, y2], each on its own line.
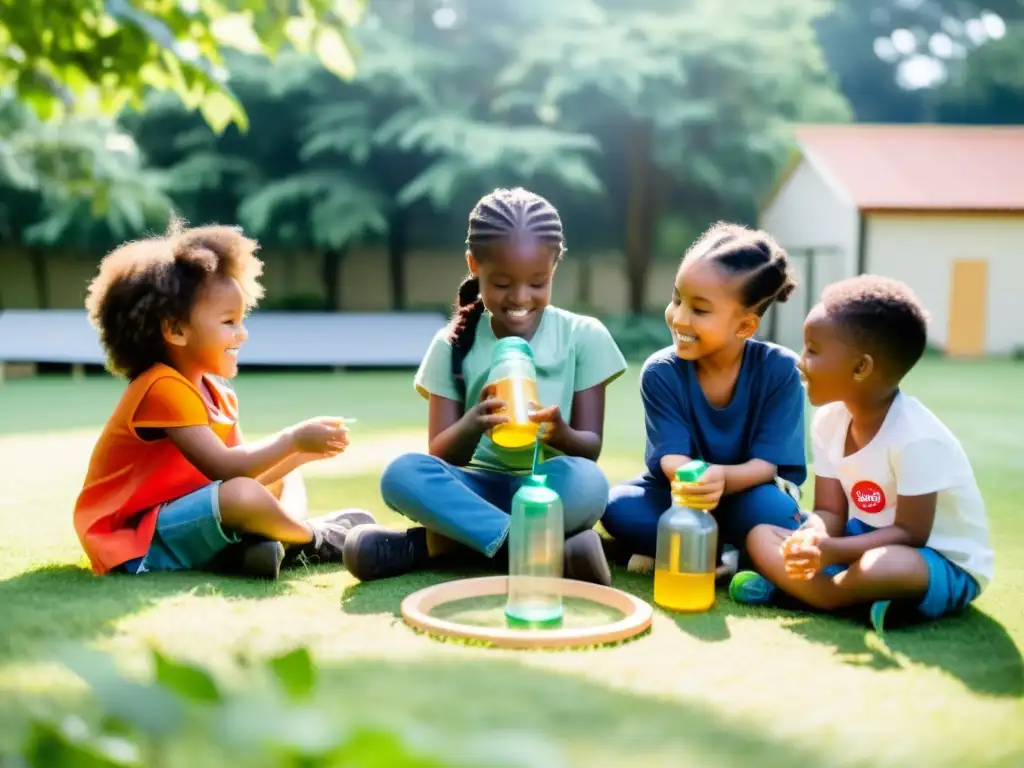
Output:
[448, 187, 565, 401]
[686, 222, 797, 317]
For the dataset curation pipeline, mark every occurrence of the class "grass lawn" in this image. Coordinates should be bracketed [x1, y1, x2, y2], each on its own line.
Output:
[1, 360, 1022, 766]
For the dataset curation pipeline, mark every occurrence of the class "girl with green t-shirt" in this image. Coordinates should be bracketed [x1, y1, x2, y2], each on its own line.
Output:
[343, 188, 628, 585]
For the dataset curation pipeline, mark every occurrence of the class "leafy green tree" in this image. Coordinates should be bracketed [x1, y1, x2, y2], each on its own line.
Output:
[495, 0, 850, 313]
[0, 94, 172, 307]
[0, 0, 365, 131]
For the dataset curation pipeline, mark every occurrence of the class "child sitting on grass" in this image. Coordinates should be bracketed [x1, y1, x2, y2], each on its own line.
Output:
[730, 276, 993, 633]
[74, 219, 375, 580]
[602, 222, 807, 576]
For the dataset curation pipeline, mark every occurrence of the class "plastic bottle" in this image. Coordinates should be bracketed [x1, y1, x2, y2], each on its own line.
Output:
[505, 474, 564, 627]
[487, 337, 540, 449]
[653, 460, 718, 612]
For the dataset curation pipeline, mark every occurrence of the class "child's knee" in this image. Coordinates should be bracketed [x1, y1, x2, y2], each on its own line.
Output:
[219, 477, 273, 515]
[380, 452, 440, 506]
[545, 457, 609, 530]
[745, 523, 785, 559]
[853, 546, 930, 589]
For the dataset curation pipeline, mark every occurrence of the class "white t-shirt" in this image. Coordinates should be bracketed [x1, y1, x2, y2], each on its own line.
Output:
[811, 392, 993, 590]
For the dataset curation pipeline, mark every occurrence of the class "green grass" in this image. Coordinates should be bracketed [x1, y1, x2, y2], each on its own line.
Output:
[1, 361, 1023, 766]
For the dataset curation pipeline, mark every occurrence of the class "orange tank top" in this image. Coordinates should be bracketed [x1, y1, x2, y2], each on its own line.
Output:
[74, 364, 239, 574]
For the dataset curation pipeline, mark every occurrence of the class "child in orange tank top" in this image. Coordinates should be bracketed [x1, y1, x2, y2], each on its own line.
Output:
[74, 220, 375, 579]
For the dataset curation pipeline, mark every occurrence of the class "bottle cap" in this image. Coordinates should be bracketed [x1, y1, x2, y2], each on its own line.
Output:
[516, 474, 557, 515]
[492, 336, 534, 362]
[675, 460, 709, 483]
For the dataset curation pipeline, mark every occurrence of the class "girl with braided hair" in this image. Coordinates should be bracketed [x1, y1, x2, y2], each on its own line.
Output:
[344, 188, 627, 584]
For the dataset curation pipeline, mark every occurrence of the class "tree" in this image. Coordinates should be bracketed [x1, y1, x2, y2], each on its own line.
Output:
[496, 0, 850, 314]
[0, 0, 365, 132]
[0, 94, 173, 307]
[817, 0, 1024, 122]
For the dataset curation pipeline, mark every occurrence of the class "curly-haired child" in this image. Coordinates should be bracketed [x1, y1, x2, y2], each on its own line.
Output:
[74, 219, 375, 580]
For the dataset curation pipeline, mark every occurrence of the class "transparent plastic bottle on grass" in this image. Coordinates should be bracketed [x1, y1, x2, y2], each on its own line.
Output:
[653, 460, 718, 613]
[505, 475, 564, 628]
[487, 337, 540, 449]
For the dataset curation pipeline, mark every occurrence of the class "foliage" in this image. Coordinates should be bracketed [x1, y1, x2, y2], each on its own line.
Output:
[0, 0, 366, 132]
[0, 94, 172, 250]
[7, 646, 562, 768]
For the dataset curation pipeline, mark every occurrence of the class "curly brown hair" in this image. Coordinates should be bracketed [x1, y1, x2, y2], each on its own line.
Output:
[85, 217, 265, 379]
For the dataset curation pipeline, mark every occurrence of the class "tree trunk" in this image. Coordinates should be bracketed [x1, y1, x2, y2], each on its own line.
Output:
[625, 121, 658, 316]
[321, 247, 347, 311]
[29, 247, 50, 309]
[388, 208, 408, 310]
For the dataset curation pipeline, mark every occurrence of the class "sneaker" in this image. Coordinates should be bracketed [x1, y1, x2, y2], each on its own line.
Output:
[870, 599, 891, 637]
[564, 530, 612, 586]
[287, 517, 351, 566]
[342, 525, 430, 581]
[283, 510, 377, 568]
[729, 570, 778, 605]
[211, 537, 286, 580]
[320, 509, 377, 530]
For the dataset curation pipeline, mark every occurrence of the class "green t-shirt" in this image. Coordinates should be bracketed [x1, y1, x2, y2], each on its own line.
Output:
[414, 306, 628, 474]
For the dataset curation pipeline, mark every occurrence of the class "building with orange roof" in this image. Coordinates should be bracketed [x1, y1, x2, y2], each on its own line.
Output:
[759, 124, 1024, 356]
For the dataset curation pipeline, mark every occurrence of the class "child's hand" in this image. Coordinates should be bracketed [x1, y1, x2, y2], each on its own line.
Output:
[290, 417, 350, 457]
[782, 529, 826, 580]
[528, 402, 565, 443]
[671, 464, 726, 510]
[466, 385, 510, 435]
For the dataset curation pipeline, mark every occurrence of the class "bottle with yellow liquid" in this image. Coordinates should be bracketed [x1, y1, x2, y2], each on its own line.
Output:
[653, 460, 718, 613]
[486, 337, 541, 449]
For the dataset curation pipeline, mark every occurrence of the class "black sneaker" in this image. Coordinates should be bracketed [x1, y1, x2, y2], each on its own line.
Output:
[564, 530, 612, 586]
[210, 537, 285, 580]
[342, 525, 429, 581]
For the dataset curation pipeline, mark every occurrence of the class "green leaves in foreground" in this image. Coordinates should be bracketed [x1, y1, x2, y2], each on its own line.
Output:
[9, 645, 562, 768]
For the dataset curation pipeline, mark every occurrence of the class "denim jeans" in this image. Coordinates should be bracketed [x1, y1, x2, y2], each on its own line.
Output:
[379, 453, 610, 557]
[603, 474, 803, 558]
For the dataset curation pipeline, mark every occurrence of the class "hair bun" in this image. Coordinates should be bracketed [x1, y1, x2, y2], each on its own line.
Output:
[775, 279, 797, 303]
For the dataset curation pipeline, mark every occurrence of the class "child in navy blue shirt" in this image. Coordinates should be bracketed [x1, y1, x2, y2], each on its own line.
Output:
[604, 222, 807, 574]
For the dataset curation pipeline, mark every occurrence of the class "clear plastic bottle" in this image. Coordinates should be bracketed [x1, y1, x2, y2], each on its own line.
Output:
[487, 337, 540, 449]
[653, 460, 718, 612]
[505, 474, 564, 627]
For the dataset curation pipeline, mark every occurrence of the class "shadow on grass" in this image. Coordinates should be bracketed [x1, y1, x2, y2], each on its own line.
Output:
[781, 605, 1024, 698]
[611, 569, 744, 642]
[340, 562, 492, 618]
[311, 656, 832, 766]
[0, 562, 323, 663]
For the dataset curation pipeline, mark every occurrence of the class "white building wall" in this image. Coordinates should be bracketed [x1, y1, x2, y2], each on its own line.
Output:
[865, 214, 1024, 355]
[759, 157, 860, 352]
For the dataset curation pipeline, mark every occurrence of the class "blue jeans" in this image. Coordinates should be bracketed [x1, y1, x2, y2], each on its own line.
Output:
[122, 482, 239, 574]
[379, 453, 610, 557]
[603, 474, 803, 557]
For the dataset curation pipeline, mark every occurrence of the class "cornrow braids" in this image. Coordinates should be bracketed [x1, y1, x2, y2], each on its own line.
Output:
[686, 221, 797, 317]
[448, 187, 565, 401]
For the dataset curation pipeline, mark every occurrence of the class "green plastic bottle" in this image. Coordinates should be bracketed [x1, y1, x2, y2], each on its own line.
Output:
[653, 460, 718, 613]
[505, 474, 564, 627]
[486, 337, 540, 449]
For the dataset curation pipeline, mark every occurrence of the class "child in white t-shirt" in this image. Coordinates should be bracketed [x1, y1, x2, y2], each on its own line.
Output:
[729, 275, 992, 633]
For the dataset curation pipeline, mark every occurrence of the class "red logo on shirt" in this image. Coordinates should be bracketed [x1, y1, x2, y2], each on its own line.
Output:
[851, 481, 886, 513]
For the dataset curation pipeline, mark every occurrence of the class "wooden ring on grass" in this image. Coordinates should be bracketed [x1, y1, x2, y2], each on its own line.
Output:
[400, 576, 653, 650]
